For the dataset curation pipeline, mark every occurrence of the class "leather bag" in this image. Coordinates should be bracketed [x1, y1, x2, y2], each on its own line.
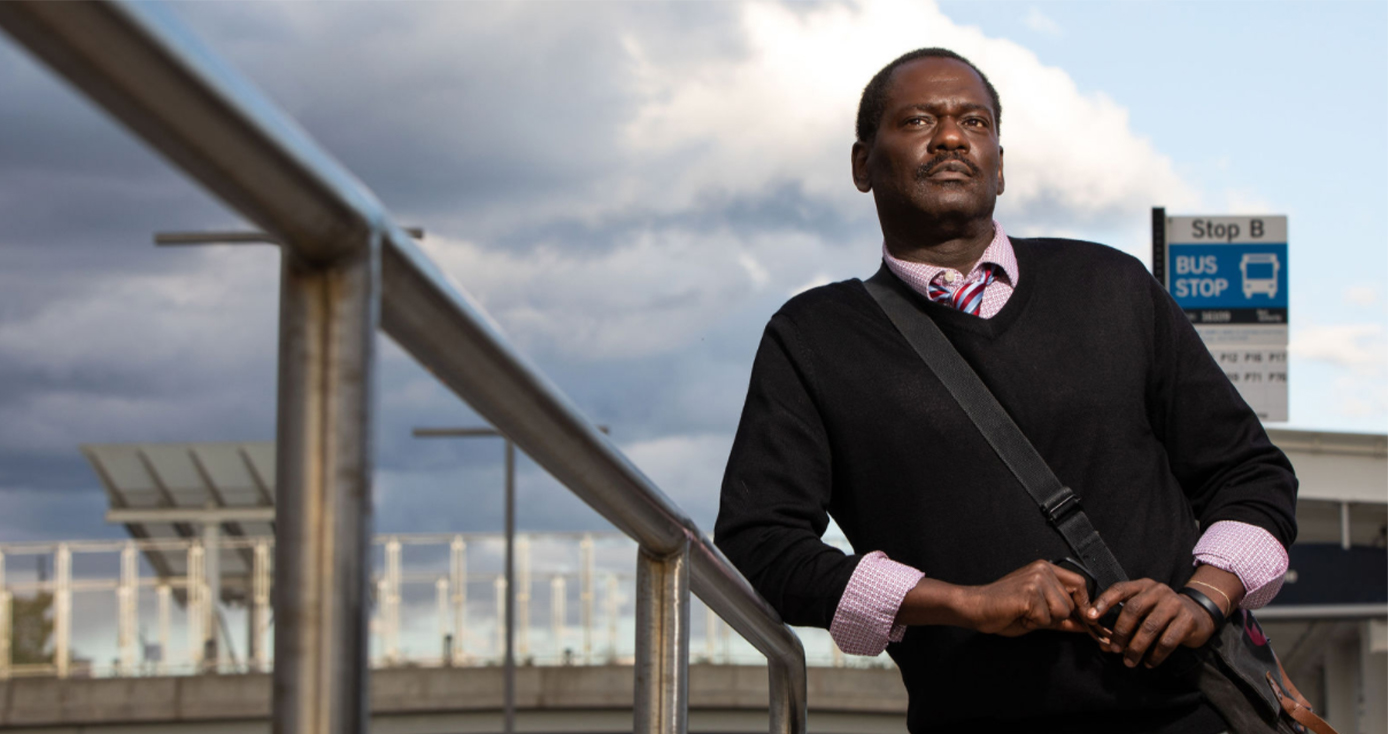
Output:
[863, 270, 1337, 734]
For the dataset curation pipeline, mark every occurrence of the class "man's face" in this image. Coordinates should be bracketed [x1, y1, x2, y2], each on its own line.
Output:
[852, 57, 1004, 228]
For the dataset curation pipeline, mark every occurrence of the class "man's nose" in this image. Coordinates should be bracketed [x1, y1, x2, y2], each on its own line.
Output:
[929, 118, 968, 152]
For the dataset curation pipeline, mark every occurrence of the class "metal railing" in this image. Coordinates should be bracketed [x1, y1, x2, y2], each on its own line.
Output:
[0, 3, 807, 734]
[0, 532, 858, 679]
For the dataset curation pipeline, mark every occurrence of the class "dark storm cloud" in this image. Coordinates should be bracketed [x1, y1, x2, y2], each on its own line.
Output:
[0, 1, 870, 541]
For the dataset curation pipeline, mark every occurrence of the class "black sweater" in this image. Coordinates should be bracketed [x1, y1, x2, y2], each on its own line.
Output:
[715, 238, 1298, 732]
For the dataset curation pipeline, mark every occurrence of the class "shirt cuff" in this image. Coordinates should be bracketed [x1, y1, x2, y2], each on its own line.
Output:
[1192, 520, 1289, 609]
[829, 551, 924, 656]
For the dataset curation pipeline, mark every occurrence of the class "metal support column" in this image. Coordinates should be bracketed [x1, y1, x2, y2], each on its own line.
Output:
[383, 538, 401, 664]
[271, 240, 379, 734]
[188, 543, 205, 667]
[0, 550, 9, 679]
[450, 536, 466, 665]
[605, 574, 619, 662]
[118, 542, 138, 673]
[435, 577, 449, 662]
[157, 583, 171, 675]
[54, 544, 71, 679]
[504, 440, 517, 734]
[579, 535, 593, 664]
[633, 539, 690, 734]
[516, 534, 530, 660]
[252, 541, 271, 672]
[203, 522, 221, 669]
[551, 575, 566, 660]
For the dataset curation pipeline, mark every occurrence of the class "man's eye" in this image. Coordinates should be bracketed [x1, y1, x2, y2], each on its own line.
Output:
[906, 116, 931, 126]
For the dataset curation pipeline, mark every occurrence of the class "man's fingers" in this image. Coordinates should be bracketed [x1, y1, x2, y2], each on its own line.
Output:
[1048, 564, 1091, 602]
[1088, 580, 1142, 623]
[1122, 595, 1181, 668]
[1145, 610, 1195, 667]
[1106, 583, 1159, 653]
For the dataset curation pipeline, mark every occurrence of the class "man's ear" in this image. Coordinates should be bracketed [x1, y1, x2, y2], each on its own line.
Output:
[851, 141, 872, 193]
[996, 146, 1005, 196]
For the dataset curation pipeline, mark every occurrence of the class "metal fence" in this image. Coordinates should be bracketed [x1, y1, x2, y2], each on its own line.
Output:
[0, 533, 865, 681]
[0, 2, 808, 733]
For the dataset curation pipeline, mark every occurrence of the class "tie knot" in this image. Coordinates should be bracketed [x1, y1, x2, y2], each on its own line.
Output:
[927, 263, 996, 316]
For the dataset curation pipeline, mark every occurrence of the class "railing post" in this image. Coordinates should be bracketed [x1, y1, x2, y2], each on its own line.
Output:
[0, 550, 9, 680]
[450, 536, 466, 664]
[271, 238, 379, 734]
[768, 656, 808, 734]
[551, 575, 566, 660]
[54, 544, 71, 679]
[251, 541, 271, 672]
[383, 537, 401, 665]
[188, 542, 205, 668]
[517, 534, 530, 660]
[202, 520, 222, 671]
[633, 537, 690, 734]
[118, 542, 138, 674]
[157, 583, 171, 675]
[579, 535, 593, 664]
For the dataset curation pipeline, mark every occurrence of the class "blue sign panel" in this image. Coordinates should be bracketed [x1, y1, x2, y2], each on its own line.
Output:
[1167, 243, 1288, 309]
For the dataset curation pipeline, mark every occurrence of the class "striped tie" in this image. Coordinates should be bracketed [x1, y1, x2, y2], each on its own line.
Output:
[926, 264, 996, 316]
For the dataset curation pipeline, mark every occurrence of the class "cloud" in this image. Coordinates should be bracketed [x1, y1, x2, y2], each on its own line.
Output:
[1290, 323, 1387, 376]
[1345, 285, 1378, 307]
[1023, 7, 1063, 37]
[624, 0, 1198, 252]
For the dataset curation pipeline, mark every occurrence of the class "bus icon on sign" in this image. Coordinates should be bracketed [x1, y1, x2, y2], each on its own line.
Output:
[1240, 253, 1280, 299]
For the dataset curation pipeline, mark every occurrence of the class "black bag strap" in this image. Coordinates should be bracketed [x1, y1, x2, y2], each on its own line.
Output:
[864, 267, 1129, 591]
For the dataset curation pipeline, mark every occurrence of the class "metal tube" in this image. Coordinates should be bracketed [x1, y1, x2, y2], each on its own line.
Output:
[580, 535, 593, 665]
[119, 542, 138, 673]
[504, 440, 516, 734]
[270, 239, 379, 734]
[384, 538, 401, 665]
[157, 583, 171, 675]
[0, 550, 9, 680]
[203, 521, 221, 670]
[450, 536, 466, 665]
[54, 544, 70, 679]
[551, 575, 566, 661]
[188, 542, 205, 667]
[517, 534, 530, 660]
[633, 540, 690, 734]
[436, 577, 448, 663]
[252, 541, 271, 672]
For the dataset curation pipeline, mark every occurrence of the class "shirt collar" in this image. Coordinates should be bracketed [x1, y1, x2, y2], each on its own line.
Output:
[881, 221, 1017, 297]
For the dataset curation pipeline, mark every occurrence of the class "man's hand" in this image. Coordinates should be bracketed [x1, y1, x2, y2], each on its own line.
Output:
[1087, 579, 1219, 668]
[958, 560, 1092, 636]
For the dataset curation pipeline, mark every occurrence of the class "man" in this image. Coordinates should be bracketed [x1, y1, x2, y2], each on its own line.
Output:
[714, 48, 1296, 733]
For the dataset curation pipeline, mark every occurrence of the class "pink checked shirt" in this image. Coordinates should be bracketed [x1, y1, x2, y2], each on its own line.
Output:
[827, 222, 1289, 656]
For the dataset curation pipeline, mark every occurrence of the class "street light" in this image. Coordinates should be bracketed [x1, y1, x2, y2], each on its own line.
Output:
[412, 424, 608, 734]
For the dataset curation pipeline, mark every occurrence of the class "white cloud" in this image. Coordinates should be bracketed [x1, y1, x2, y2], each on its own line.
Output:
[623, 0, 1199, 254]
[419, 229, 872, 362]
[1345, 285, 1378, 307]
[1023, 7, 1063, 37]
[620, 432, 734, 521]
[1290, 323, 1386, 375]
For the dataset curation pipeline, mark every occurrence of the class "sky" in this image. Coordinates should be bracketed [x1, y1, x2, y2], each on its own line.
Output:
[0, 0, 1384, 545]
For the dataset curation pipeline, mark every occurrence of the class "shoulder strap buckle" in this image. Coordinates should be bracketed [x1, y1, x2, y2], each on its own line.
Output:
[1041, 486, 1082, 526]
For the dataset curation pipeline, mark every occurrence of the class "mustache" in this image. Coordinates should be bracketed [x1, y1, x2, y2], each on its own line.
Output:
[915, 153, 980, 179]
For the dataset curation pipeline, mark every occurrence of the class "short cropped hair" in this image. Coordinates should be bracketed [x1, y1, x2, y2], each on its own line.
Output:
[855, 48, 1002, 143]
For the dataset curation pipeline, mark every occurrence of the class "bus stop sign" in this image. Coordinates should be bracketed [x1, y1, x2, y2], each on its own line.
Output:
[1155, 213, 1288, 422]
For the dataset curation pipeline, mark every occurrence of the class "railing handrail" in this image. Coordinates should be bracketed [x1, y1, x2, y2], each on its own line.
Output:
[0, 2, 806, 731]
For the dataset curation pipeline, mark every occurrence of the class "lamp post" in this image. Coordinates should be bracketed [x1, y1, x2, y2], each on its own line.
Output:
[412, 425, 607, 734]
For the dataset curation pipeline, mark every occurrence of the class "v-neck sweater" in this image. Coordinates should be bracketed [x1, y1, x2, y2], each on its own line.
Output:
[714, 237, 1298, 732]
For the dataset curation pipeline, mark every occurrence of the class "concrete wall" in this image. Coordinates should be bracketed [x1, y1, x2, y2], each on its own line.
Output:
[0, 664, 908, 734]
